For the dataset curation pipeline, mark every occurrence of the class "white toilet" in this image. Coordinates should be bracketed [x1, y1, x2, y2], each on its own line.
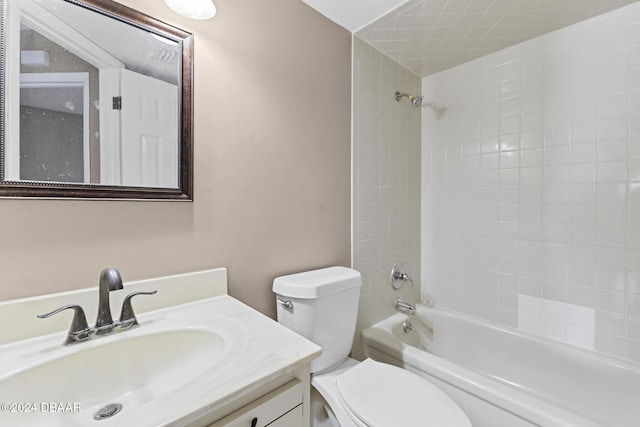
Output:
[273, 266, 471, 427]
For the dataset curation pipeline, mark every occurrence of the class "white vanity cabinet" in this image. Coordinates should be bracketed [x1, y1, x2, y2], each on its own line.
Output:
[208, 380, 303, 427]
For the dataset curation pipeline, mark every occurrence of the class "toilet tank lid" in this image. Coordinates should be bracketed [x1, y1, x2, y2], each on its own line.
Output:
[272, 266, 362, 299]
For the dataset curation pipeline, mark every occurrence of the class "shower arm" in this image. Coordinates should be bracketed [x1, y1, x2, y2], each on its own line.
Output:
[395, 91, 410, 101]
[394, 91, 423, 107]
[396, 91, 419, 102]
[395, 90, 446, 116]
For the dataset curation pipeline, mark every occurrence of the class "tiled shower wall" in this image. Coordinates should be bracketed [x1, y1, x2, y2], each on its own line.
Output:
[352, 37, 421, 358]
[422, 3, 640, 363]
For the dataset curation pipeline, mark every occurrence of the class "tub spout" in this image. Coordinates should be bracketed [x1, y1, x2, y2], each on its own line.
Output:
[395, 298, 416, 315]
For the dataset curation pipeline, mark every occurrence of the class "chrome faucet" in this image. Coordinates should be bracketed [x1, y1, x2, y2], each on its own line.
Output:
[390, 262, 415, 290]
[95, 267, 123, 334]
[37, 267, 157, 345]
[395, 298, 416, 315]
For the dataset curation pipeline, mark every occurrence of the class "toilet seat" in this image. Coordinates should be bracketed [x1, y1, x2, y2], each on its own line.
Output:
[312, 358, 471, 427]
[336, 358, 471, 427]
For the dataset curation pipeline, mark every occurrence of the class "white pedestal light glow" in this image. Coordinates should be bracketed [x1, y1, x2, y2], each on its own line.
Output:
[164, 0, 216, 20]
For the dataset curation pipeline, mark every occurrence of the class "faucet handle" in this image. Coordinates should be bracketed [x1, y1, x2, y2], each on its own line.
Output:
[37, 304, 93, 345]
[118, 291, 157, 329]
[390, 262, 415, 290]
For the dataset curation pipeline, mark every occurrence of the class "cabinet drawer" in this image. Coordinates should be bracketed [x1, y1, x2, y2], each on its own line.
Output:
[208, 380, 302, 427]
[267, 404, 303, 427]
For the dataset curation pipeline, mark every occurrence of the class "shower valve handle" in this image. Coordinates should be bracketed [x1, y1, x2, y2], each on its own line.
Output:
[390, 262, 415, 290]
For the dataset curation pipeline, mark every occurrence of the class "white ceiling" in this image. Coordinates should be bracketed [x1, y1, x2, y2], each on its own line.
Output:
[306, 0, 640, 77]
[302, 0, 408, 32]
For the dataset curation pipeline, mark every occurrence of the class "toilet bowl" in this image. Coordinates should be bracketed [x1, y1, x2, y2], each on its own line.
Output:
[273, 266, 471, 427]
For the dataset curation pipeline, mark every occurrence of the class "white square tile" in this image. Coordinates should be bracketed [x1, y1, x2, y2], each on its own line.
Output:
[595, 310, 626, 334]
[518, 294, 542, 315]
[543, 222, 568, 243]
[542, 318, 567, 341]
[596, 246, 627, 270]
[481, 153, 500, 170]
[566, 324, 595, 350]
[567, 303, 596, 328]
[518, 312, 542, 335]
[597, 161, 627, 182]
[542, 184, 568, 204]
[544, 145, 570, 165]
[597, 204, 627, 226]
[630, 113, 640, 137]
[568, 285, 596, 307]
[521, 91, 544, 112]
[500, 151, 520, 168]
[628, 316, 640, 340]
[519, 277, 543, 296]
[600, 116, 630, 141]
[630, 44, 640, 69]
[543, 165, 569, 184]
[597, 72, 628, 99]
[627, 250, 640, 272]
[543, 204, 568, 223]
[499, 168, 519, 186]
[542, 281, 568, 301]
[596, 183, 626, 204]
[570, 224, 595, 245]
[570, 100, 597, 122]
[521, 72, 544, 94]
[597, 94, 629, 119]
[597, 138, 628, 161]
[570, 163, 596, 183]
[570, 120, 598, 143]
[627, 340, 640, 364]
[521, 130, 544, 149]
[595, 290, 626, 314]
[520, 167, 542, 185]
[500, 79, 520, 99]
[570, 142, 597, 163]
[568, 183, 596, 204]
[569, 246, 597, 270]
[542, 298, 567, 321]
[570, 78, 598, 103]
[569, 203, 596, 225]
[595, 332, 625, 359]
[521, 149, 543, 168]
[597, 48, 628, 77]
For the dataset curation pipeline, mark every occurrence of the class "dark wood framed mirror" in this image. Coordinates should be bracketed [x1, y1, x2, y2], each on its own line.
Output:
[0, 0, 193, 200]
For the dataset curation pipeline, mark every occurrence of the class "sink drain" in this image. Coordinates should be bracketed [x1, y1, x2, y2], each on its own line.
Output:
[93, 403, 123, 421]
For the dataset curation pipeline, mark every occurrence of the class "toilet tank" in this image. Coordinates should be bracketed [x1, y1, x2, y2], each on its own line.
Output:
[273, 266, 362, 373]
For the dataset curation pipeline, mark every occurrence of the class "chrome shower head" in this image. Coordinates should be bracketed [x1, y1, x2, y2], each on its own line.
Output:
[395, 91, 423, 108]
[395, 91, 447, 118]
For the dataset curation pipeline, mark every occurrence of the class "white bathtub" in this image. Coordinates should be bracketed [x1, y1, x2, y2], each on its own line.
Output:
[361, 305, 640, 427]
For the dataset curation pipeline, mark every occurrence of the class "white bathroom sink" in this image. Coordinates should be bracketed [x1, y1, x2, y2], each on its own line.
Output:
[0, 270, 321, 427]
[0, 297, 249, 426]
[1, 329, 225, 402]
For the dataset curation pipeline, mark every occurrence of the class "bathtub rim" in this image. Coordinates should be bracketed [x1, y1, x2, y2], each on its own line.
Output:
[414, 304, 640, 373]
[361, 306, 628, 427]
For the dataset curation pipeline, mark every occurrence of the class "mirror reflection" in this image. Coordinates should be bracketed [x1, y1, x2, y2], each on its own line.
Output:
[2, 0, 193, 198]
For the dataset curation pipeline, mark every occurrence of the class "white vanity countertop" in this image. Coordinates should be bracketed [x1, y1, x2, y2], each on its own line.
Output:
[151, 295, 322, 426]
[0, 268, 321, 427]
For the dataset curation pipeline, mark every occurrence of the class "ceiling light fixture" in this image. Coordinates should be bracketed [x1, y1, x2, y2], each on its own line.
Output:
[164, 0, 216, 20]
